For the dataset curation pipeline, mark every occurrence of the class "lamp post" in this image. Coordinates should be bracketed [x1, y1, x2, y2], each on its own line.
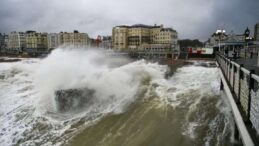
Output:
[216, 29, 226, 54]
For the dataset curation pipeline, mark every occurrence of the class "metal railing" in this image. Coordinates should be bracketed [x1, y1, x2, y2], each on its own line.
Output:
[216, 53, 259, 144]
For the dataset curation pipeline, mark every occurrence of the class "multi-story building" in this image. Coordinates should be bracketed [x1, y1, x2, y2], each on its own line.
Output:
[6, 31, 26, 54]
[112, 26, 128, 50]
[47, 33, 59, 50]
[3, 35, 9, 54]
[0, 33, 5, 54]
[255, 23, 259, 41]
[128, 24, 151, 48]
[112, 24, 178, 58]
[25, 31, 48, 55]
[58, 30, 89, 47]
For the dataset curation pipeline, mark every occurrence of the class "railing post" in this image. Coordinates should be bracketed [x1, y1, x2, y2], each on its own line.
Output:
[220, 79, 224, 90]
[238, 64, 244, 104]
[247, 69, 255, 122]
[224, 58, 228, 78]
[233, 65, 236, 93]
[227, 59, 230, 83]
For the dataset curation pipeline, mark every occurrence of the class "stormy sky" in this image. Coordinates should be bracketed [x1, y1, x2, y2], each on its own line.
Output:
[0, 0, 258, 40]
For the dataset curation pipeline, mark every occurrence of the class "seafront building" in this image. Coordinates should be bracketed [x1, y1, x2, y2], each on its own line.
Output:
[112, 24, 178, 58]
[25, 31, 48, 55]
[0, 33, 5, 53]
[0, 30, 91, 56]
[206, 31, 228, 47]
[6, 32, 26, 54]
[206, 30, 247, 48]
[3, 35, 9, 54]
[58, 30, 89, 47]
[255, 23, 259, 41]
[205, 28, 259, 59]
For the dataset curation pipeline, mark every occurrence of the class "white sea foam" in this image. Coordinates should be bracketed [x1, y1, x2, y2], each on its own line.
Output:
[0, 48, 168, 145]
[0, 48, 232, 146]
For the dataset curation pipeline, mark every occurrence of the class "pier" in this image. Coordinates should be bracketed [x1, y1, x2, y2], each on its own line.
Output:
[216, 53, 259, 146]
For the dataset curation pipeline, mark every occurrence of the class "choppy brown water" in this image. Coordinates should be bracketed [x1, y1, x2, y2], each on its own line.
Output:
[0, 50, 234, 146]
[67, 63, 233, 146]
[68, 91, 232, 146]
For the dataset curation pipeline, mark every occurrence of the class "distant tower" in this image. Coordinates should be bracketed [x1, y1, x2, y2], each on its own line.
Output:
[244, 27, 250, 38]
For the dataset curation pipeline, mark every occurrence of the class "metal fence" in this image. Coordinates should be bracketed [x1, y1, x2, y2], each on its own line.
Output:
[216, 53, 259, 139]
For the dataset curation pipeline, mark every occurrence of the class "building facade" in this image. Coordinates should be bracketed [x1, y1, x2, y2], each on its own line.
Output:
[3, 35, 9, 54]
[47, 33, 59, 50]
[112, 24, 178, 57]
[0, 33, 5, 54]
[112, 26, 128, 50]
[58, 30, 89, 47]
[255, 23, 259, 41]
[6, 32, 26, 54]
[206, 32, 228, 47]
[25, 31, 48, 55]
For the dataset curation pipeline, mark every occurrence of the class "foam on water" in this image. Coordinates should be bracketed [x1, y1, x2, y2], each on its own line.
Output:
[0, 48, 168, 145]
[151, 65, 233, 145]
[0, 48, 233, 146]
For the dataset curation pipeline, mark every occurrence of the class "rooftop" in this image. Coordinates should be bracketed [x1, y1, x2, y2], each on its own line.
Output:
[161, 28, 176, 32]
[116, 24, 162, 29]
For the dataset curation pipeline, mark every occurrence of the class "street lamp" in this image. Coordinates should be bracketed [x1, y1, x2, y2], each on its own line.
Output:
[216, 29, 226, 54]
[244, 27, 251, 59]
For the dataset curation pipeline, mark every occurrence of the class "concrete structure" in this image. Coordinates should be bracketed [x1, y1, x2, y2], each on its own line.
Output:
[47, 33, 59, 50]
[100, 36, 112, 49]
[25, 31, 48, 55]
[255, 23, 259, 41]
[6, 31, 26, 54]
[112, 24, 178, 58]
[58, 30, 89, 47]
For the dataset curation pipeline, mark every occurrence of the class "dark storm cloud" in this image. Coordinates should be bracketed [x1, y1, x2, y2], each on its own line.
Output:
[0, 0, 258, 40]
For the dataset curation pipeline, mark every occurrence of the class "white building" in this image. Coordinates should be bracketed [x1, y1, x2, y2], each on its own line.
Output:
[7, 31, 26, 54]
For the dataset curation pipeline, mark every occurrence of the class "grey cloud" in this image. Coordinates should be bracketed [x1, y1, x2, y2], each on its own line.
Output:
[0, 0, 258, 40]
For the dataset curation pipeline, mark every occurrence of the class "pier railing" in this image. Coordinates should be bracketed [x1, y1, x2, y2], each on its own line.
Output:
[216, 53, 259, 144]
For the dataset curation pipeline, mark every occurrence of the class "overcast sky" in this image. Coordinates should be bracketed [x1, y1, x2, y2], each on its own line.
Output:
[0, 0, 258, 40]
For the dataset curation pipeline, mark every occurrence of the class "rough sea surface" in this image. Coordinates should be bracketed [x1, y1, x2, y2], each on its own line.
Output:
[0, 48, 234, 146]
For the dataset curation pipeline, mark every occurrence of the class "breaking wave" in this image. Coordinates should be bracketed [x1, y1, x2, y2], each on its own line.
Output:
[0, 48, 233, 146]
